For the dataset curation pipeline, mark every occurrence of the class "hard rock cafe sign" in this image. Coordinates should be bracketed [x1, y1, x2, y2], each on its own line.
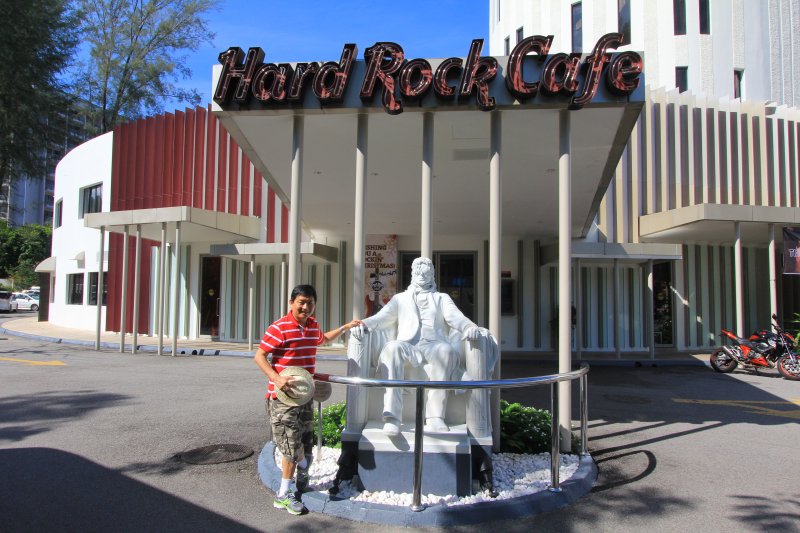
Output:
[213, 33, 642, 115]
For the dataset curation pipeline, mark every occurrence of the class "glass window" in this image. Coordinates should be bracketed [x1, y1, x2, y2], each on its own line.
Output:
[54, 199, 62, 229]
[734, 69, 744, 99]
[572, 2, 583, 53]
[87, 272, 107, 305]
[618, 0, 631, 45]
[79, 183, 102, 218]
[699, 0, 711, 34]
[516, 27, 524, 44]
[68, 273, 84, 305]
[675, 66, 688, 92]
[504, 36, 510, 56]
[673, 0, 686, 35]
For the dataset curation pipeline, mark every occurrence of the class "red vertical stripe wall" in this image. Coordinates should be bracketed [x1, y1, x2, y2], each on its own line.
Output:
[106, 105, 286, 334]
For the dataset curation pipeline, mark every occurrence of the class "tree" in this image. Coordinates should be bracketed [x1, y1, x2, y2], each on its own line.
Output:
[76, 0, 219, 132]
[0, 221, 51, 289]
[0, 0, 79, 203]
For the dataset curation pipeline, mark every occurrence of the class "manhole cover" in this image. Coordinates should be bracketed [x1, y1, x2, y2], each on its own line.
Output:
[603, 394, 651, 405]
[179, 444, 253, 465]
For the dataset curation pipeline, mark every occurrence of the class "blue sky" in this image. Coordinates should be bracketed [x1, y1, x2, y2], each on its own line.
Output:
[180, 0, 489, 105]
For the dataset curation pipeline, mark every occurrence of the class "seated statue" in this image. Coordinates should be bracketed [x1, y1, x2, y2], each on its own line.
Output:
[349, 257, 498, 437]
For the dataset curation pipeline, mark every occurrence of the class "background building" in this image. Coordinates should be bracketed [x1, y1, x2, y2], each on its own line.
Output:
[490, 0, 800, 353]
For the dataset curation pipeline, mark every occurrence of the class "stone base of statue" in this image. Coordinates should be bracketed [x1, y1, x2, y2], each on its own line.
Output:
[356, 422, 474, 496]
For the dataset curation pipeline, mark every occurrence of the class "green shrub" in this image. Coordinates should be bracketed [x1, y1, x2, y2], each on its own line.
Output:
[499, 400, 552, 454]
[311, 399, 558, 454]
[312, 401, 347, 448]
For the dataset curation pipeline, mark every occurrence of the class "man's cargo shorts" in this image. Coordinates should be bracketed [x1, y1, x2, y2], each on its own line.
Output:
[266, 398, 314, 463]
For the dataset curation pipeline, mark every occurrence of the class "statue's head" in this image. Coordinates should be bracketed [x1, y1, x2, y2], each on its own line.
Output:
[410, 257, 436, 290]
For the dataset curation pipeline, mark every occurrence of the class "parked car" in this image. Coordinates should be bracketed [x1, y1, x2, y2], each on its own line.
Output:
[12, 292, 39, 311]
[0, 290, 19, 312]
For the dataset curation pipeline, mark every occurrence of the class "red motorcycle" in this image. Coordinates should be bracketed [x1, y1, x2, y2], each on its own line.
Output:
[710, 315, 800, 380]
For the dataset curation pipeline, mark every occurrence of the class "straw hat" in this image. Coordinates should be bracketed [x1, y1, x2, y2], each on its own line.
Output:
[275, 366, 314, 406]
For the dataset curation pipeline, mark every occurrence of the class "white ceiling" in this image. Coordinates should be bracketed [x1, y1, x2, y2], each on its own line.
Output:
[217, 103, 641, 242]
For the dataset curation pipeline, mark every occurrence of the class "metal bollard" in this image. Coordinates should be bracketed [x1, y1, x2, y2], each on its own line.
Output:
[411, 386, 426, 512]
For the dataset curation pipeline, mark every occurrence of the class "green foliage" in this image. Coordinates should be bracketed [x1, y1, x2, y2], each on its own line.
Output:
[499, 400, 553, 454]
[0, 221, 51, 287]
[0, 0, 79, 192]
[789, 312, 800, 343]
[310, 399, 556, 455]
[312, 401, 347, 448]
[75, 0, 219, 132]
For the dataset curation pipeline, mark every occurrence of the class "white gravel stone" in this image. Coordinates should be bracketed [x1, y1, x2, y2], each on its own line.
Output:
[275, 446, 580, 507]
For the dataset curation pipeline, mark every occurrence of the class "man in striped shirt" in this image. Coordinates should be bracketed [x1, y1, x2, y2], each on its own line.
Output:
[254, 284, 360, 515]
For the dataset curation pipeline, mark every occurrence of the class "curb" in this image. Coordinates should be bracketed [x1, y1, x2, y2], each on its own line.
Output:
[257, 442, 597, 526]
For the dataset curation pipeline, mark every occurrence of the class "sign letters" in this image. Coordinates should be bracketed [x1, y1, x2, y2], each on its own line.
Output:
[214, 33, 642, 115]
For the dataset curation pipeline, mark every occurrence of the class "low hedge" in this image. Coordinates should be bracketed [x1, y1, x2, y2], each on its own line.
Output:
[313, 399, 555, 454]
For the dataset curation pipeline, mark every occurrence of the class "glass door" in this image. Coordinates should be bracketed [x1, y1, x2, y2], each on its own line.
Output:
[200, 256, 221, 337]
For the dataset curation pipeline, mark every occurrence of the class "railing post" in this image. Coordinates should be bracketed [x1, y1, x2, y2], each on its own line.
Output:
[549, 381, 562, 492]
[316, 400, 323, 462]
[580, 373, 589, 456]
[411, 386, 426, 511]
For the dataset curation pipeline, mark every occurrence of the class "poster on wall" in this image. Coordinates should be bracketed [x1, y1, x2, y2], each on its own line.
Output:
[783, 227, 800, 274]
[364, 235, 398, 317]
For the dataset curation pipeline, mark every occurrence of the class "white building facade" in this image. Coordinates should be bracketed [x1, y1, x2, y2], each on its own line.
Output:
[491, 0, 800, 352]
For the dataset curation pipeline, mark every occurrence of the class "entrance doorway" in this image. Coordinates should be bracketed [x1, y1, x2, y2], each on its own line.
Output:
[400, 252, 476, 321]
[200, 256, 221, 337]
[653, 261, 674, 346]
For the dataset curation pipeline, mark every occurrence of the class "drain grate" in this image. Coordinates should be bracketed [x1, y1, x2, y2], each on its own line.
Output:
[179, 444, 254, 465]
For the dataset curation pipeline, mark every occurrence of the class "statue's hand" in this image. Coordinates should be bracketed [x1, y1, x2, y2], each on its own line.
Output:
[464, 326, 490, 341]
[351, 324, 369, 341]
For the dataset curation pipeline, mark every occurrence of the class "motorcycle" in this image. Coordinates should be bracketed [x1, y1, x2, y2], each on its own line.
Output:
[710, 314, 800, 380]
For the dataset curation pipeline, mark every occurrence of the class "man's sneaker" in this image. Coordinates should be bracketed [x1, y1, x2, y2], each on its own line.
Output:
[273, 491, 305, 515]
[296, 466, 310, 492]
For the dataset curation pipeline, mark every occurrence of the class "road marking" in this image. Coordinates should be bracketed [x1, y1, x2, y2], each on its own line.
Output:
[673, 398, 800, 420]
[0, 356, 66, 367]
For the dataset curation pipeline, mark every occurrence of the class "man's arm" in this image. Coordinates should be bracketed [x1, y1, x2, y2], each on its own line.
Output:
[323, 319, 363, 342]
[254, 346, 290, 391]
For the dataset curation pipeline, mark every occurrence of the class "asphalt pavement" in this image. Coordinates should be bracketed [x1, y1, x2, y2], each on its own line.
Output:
[1, 316, 799, 532]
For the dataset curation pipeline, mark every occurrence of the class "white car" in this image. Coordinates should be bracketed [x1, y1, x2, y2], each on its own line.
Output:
[0, 290, 18, 312]
[12, 292, 39, 312]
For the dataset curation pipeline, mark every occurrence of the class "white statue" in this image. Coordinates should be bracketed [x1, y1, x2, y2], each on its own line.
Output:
[351, 257, 496, 436]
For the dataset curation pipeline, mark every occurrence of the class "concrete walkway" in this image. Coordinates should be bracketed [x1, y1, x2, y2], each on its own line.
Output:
[0, 314, 711, 365]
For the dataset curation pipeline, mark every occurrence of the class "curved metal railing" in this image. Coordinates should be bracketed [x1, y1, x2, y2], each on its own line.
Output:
[313, 362, 590, 511]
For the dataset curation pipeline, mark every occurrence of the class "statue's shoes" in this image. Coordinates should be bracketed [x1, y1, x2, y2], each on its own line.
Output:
[425, 417, 449, 432]
[383, 418, 401, 436]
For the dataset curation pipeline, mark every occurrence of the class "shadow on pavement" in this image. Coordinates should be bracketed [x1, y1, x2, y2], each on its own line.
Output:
[0, 390, 131, 443]
[0, 447, 261, 533]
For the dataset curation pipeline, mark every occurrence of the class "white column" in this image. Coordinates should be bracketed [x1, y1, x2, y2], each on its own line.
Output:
[288, 114, 304, 294]
[132, 224, 142, 354]
[248, 254, 255, 352]
[647, 260, 655, 359]
[280, 260, 287, 316]
[171, 222, 182, 356]
[95, 226, 105, 350]
[614, 258, 621, 359]
[157, 222, 166, 356]
[119, 225, 129, 353]
[489, 110, 502, 451]
[558, 109, 572, 451]
[421, 112, 434, 259]
[768, 224, 778, 319]
[734, 221, 744, 335]
[353, 113, 368, 320]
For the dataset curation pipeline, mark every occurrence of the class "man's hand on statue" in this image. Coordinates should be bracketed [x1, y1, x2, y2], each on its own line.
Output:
[351, 323, 369, 341]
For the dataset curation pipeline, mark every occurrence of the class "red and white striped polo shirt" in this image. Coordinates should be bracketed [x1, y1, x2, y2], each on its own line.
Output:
[259, 312, 324, 399]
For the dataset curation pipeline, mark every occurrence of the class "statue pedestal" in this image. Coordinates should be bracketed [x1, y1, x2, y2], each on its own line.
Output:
[356, 421, 473, 497]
